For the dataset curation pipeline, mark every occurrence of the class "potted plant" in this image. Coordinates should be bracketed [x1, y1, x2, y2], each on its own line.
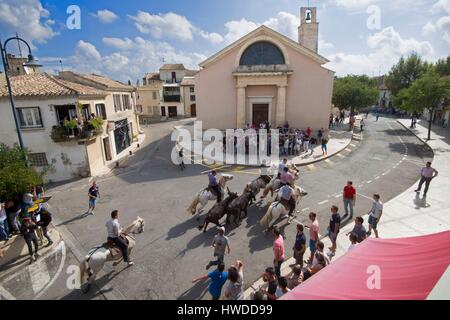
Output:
[88, 117, 104, 135]
[64, 119, 78, 138]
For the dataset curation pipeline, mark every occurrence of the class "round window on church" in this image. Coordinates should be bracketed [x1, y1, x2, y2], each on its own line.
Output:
[239, 41, 285, 66]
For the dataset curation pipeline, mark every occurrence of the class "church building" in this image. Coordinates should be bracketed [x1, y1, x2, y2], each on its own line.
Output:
[195, 7, 335, 130]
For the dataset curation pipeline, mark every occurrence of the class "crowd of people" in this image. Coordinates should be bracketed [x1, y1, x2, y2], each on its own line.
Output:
[0, 186, 53, 263]
[191, 156, 398, 300]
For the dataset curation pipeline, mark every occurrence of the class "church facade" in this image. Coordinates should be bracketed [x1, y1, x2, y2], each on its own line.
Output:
[195, 7, 335, 130]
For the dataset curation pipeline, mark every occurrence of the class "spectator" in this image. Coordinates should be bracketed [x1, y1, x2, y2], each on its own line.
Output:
[275, 276, 291, 299]
[37, 207, 53, 246]
[21, 217, 39, 263]
[192, 262, 228, 300]
[206, 226, 230, 270]
[348, 234, 358, 252]
[253, 290, 267, 300]
[360, 118, 365, 132]
[327, 206, 341, 258]
[224, 260, 244, 300]
[346, 216, 367, 243]
[0, 201, 9, 242]
[5, 196, 21, 234]
[292, 224, 306, 268]
[309, 136, 317, 156]
[367, 194, 383, 238]
[273, 227, 285, 279]
[414, 162, 438, 197]
[305, 212, 319, 265]
[321, 136, 328, 156]
[87, 181, 100, 215]
[303, 252, 327, 281]
[287, 264, 303, 290]
[306, 127, 312, 138]
[260, 267, 278, 301]
[342, 181, 356, 219]
[302, 134, 310, 153]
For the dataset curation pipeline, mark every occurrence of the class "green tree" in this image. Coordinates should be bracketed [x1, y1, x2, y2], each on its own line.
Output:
[385, 53, 431, 97]
[401, 71, 450, 140]
[332, 75, 379, 116]
[434, 56, 450, 77]
[0, 144, 46, 200]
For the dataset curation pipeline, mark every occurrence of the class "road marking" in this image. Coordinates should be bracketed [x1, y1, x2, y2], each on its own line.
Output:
[306, 164, 316, 171]
[29, 259, 51, 294]
[301, 208, 310, 212]
[336, 154, 345, 158]
[318, 200, 329, 205]
[357, 193, 375, 201]
[350, 143, 356, 147]
[324, 159, 333, 165]
[367, 180, 372, 184]
[0, 285, 16, 300]
[375, 176, 380, 180]
[345, 148, 352, 152]
[335, 194, 341, 198]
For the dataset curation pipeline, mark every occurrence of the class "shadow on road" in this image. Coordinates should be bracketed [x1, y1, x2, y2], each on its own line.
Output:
[177, 278, 209, 300]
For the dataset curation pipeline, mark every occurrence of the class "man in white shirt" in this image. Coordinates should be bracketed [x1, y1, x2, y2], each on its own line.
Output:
[106, 210, 133, 265]
[415, 162, 438, 196]
[277, 158, 288, 179]
[366, 194, 383, 239]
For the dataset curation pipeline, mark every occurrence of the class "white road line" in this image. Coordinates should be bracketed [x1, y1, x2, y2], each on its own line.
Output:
[375, 176, 380, 180]
[301, 208, 310, 212]
[337, 154, 345, 158]
[318, 200, 329, 205]
[357, 193, 375, 201]
[29, 258, 51, 294]
[367, 180, 372, 184]
[0, 285, 16, 300]
[345, 148, 352, 152]
[335, 194, 341, 198]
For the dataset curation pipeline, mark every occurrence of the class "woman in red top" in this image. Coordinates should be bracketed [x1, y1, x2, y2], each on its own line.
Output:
[342, 181, 356, 219]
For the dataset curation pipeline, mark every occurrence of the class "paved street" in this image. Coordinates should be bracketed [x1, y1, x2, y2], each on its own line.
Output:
[2, 115, 433, 300]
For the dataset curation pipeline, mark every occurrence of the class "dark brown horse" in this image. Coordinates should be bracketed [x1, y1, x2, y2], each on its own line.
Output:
[198, 188, 238, 233]
[226, 186, 255, 226]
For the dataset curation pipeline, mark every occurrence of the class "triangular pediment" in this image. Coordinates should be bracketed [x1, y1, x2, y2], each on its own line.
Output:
[199, 25, 329, 68]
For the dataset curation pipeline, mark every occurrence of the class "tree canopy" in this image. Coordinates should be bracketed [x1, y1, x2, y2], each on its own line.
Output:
[0, 144, 45, 201]
[332, 75, 379, 113]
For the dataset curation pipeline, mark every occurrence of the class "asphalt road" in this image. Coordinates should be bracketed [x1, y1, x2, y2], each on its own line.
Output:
[4, 115, 433, 300]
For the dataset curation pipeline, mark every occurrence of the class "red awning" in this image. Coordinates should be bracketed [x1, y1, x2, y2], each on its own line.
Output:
[281, 231, 450, 300]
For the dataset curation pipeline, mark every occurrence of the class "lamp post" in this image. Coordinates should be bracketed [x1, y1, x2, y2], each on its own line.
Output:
[0, 36, 42, 150]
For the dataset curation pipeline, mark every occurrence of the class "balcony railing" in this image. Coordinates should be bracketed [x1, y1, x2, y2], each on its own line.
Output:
[50, 117, 104, 143]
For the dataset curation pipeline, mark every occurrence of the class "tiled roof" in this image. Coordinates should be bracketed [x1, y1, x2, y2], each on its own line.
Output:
[81, 74, 133, 90]
[185, 69, 199, 77]
[160, 64, 186, 70]
[144, 72, 161, 80]
[0, 73, 105, 98]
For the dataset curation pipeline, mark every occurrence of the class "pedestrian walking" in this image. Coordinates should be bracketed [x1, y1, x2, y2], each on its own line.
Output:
[327, 205, 341, 258]
[376, 112, 380, 121]
[192, 262, 228, 300]
[292, 224, 306, 268]
[206, 226, 230, 269]
[87, 181, 100, 215]
[305, 212, 319, 265]
[224, 260, 244, 300]
[342, 181, 356, 219]
[346, 216, 367, 243]
[20, 217, 39, 263]
[321, 136, 328, 156]
[414, 162, 438, 197]
[360, 118, 365, 132]
[367, 194, 383, 238]
[273, 227, 285, 279]
[178, 147, 186, 171]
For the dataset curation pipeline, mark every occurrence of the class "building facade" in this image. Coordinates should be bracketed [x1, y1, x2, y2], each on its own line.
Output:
[136, 73, 164, 124]
[195, 7, 334, 130]
[0, 72, 141, 182]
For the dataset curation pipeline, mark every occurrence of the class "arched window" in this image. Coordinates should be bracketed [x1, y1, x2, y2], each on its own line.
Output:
[239, 41, 285, 66]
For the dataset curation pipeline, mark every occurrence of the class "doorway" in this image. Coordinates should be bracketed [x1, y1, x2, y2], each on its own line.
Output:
[168, 106, 177, 118]
[252, 104, 269, 126]
[190, 104, 196, 117]
[161, 106, 166, 117]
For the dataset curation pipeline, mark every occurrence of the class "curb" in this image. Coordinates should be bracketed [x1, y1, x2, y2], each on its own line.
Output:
[174, 126, 359, 168]
[396, 120, 434, 152]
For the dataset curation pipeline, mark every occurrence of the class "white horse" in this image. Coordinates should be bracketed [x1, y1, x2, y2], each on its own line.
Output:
[79, 217, 145, 293]
[260, 186, 308, 232]
[261, 163, 300, 200]
[187, 174, 234, 217]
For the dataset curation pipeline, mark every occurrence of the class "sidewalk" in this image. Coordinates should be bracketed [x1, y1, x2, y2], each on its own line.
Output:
[0, 226, 62, 271]
[175, 119, 357, 167]
[244, 118, 450, 299]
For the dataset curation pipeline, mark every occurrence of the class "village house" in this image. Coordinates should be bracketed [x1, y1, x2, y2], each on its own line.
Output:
[0, 71, 142, 183]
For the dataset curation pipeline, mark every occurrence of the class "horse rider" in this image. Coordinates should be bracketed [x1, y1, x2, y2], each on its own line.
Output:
[259, 160, 272, 184]
[208, 170, 222, 203]
[105, 210, 133, 266]
[280, 167, 296, 187]
[277, 158, 288, 179]
[279, 184, 296, 216]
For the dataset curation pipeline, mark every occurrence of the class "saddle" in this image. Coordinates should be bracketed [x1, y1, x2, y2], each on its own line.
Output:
[207, 185, 221, 196]
[260, 175, 272, 184]
[102, 235, 129, 258]
[279, 198, 291, 212]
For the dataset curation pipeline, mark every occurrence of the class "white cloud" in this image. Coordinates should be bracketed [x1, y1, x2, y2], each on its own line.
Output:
[422, 21, 437, 35]
[326, 26, 435, 76]
[223, 19, 260, 44]
[0, 0, 58, 47]
[62, 38, 205, 83]
[95, 9, 119, 24]
[198, 31, 224, 44]
[102, 37, 134, 50]
[129, 11, 195, 41]
[431, 0, 450, 14]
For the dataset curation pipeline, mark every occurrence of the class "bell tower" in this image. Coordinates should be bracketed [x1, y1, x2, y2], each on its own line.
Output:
[298, 7, 319, 53]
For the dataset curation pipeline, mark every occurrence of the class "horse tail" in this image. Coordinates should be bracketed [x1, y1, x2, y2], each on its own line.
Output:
[79, 258, 87, 285]
[260, 203, 274, 228]
[187, 193, 200, 215]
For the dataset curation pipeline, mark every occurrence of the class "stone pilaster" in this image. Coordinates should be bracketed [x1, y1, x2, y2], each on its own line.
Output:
[276, 85, 287, 127]
[236, 86, 246, 129]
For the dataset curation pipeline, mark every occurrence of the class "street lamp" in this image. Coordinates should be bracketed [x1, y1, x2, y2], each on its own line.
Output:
[0, 36, 42, 150]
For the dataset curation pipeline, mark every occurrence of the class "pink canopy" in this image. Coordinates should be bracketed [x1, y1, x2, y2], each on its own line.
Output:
[282, 231, 450, 300]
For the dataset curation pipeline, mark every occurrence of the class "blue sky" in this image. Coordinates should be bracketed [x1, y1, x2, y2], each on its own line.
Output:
[0, 0, 449, 82]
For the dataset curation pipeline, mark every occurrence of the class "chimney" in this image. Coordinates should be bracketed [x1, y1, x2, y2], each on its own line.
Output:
[298, 7, 319, 53]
